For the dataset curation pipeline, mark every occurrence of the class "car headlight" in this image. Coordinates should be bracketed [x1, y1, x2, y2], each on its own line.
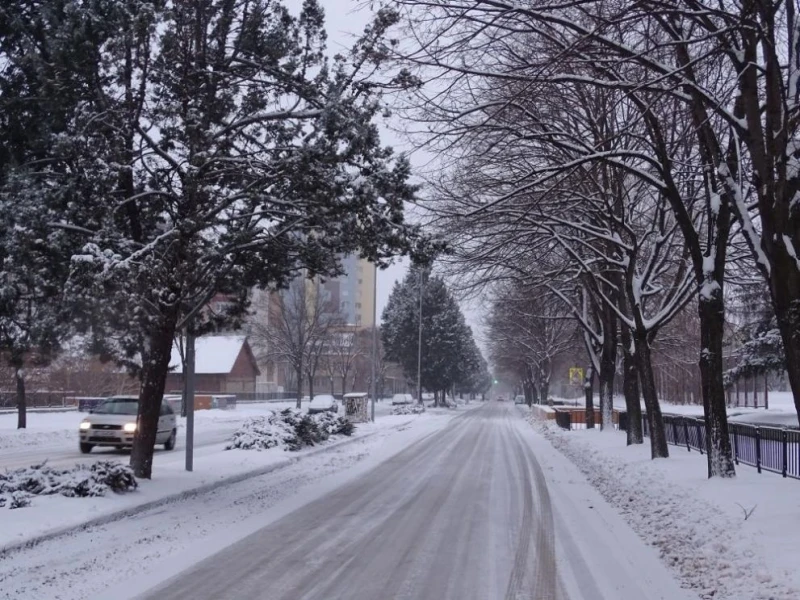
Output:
[80, 421, 91, 431]
[123, 423, 137, 433]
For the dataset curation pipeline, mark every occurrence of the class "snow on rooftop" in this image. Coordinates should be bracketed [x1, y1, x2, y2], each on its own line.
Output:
[169, 335, 247, 375]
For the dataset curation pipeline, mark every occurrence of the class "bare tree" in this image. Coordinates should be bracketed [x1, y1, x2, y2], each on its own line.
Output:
[326, 326, 366, 395]
[391, 0, 745, 474]
[250, 278, 334, 408]
[486, 283, 576, 406]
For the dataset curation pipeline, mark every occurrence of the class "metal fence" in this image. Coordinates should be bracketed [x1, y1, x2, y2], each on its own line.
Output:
[629, 413, 800, 479]
[232, 391, 298, 403]
[0, 392, 75, 410]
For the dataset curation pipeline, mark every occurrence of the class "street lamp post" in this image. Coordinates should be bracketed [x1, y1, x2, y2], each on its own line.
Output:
[184, 325, 196, 472]
[417, 267, 423, 405]
[370, 263, 378, 422]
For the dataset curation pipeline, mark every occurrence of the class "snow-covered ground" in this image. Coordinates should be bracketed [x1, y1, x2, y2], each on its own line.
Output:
[0, 410, 459, 600]
[535, 419, 800, 600]
[554, 391, 800, 428]
[659, 392, 799, 428]
[0, 400, 411, 550]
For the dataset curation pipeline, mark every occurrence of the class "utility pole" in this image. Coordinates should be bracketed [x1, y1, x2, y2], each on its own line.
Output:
[370, 264, 378, 422]
[184, 325, 196, 472]
[417, 266, 423, 405]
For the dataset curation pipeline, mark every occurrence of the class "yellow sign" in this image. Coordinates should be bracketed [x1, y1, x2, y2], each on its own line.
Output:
[569, 367, 584, 385]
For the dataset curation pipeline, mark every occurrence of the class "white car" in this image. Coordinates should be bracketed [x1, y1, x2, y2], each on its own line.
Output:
[79, 396, 177, 454]
[308, 394, 339, 414]
[391, 393, 414, 405]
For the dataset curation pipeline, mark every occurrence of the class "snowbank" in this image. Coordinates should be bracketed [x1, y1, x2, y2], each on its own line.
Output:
[535, 420, 800, 600]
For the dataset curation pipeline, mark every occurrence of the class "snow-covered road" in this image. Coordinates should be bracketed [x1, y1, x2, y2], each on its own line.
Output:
[0, 404, 698, 600]
[0, 428, 233, 470]
[136, 404, 695, 600]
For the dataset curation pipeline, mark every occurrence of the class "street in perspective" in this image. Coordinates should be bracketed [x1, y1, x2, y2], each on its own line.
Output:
[1, 1, 800, 600]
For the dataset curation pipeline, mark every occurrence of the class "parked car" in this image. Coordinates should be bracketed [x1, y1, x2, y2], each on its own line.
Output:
[496, 396, 505, 402]
[391, 393, 414, 405]
[308, 394, 339, 414]
[79, 396, 177, 454]
[514, 395, 526, 405]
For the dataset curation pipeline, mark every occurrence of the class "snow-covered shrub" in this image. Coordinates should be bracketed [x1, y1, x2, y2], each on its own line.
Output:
[225, 412, 296, 451]
[8, 492, 31, 509]
[313, 411, 355, 437]
[0, 461, 137, 508]
[226, 409, 354, 452]
[392, 404, 426, 416]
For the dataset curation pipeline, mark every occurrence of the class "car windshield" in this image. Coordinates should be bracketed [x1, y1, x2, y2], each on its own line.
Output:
[94, 399, 139, 415]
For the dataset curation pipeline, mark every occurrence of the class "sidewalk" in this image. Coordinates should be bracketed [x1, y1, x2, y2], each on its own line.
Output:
[533, 416, 800, 600]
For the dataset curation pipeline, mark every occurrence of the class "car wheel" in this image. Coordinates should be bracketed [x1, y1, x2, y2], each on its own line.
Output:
[80, 442, 93, 454]
[164, 429, 176, 451]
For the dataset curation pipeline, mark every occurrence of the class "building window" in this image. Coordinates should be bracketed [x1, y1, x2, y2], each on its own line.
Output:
[355, 302, 362, 309]
[358, 279, 363, 285]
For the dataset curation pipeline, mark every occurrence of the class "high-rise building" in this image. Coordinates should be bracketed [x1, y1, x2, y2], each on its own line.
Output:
[320, 255, 375, 328]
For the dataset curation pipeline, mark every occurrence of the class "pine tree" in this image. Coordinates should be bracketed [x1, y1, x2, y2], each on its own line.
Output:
[0, 0, 97, 427]
[382, 266, 481, 405]
[2, 0, 422, 477]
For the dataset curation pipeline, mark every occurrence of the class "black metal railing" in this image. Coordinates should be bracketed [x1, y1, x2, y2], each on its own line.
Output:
[625, 413, 800, 479]
[0, 392, 75, 410]
[555, 410, 572, 430]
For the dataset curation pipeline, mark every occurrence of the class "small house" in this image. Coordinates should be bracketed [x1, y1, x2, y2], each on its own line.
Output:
[166, 335, 260, 395]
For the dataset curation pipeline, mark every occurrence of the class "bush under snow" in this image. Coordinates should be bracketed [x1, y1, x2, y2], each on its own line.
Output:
[226, 409, 355, 452]
[392, 404, 426, 416]
[0, 461, 138, 509]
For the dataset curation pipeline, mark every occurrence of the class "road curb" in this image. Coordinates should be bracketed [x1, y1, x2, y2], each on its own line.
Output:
[0, 421, 412, 558]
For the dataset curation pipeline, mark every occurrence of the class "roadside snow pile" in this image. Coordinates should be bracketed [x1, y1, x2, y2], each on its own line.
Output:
[392, 404, 426, 416]
[536, 422, 799, 600]
[0, 429, 75, 451]
[226, 409, 354, 452]
[0, 461, 137, 509]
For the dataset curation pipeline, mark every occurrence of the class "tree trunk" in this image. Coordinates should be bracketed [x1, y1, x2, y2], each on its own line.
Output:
[598, 314, 617, 431]
[308, 373, 315, 404]
[15, 364, 26, 430]
[769, 255, 800, 428]
[598, 349, 615, 431]
[621, 334, 643, 445]
[698, 297, 736, 478]
[744, 376, 749, 407]
[584, 366, 595, 429]
[295, 363, 303, 409]
[753, 377, 758, 409]
[764, 373, 769, 410]
[523, 380, 533, 406]
[634, 332, 669, 459]
[539, 379, 550, 405]
[130, 316, 177, 479]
